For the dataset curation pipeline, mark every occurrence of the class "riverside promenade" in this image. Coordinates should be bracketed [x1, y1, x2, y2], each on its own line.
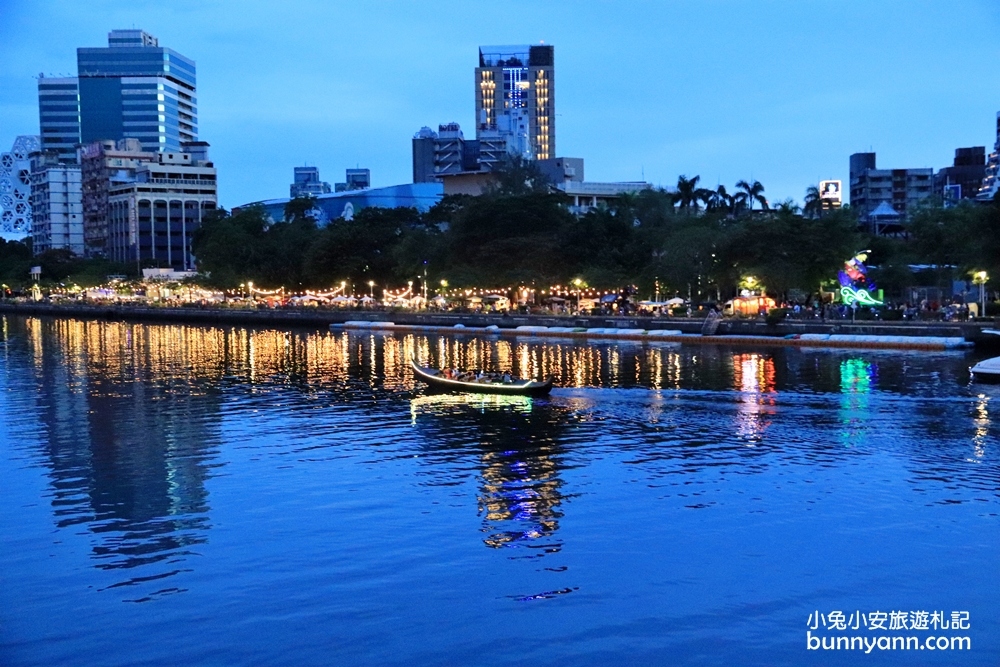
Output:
[1, 302, 997, 350]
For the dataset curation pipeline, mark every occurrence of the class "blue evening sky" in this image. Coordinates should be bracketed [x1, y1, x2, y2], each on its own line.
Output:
[2, 0, 999, 210]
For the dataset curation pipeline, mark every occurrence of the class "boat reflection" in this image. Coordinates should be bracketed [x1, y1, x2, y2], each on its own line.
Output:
[410, 392, 568, 554]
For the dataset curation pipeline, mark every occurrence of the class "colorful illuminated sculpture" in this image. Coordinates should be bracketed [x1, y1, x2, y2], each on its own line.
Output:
[838, 250, 883, 307]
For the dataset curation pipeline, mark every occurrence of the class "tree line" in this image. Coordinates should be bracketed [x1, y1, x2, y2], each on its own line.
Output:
[2, 158, 999, 304]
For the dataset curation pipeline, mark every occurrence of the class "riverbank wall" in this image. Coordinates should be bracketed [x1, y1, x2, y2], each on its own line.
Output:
[1, 302, 995, 351]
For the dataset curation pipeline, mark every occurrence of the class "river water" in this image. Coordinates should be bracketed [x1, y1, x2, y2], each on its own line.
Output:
[0, 316, 997, 666]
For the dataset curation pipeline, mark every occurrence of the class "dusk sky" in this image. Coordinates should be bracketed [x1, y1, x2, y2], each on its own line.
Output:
[2, 0, 1000, 210]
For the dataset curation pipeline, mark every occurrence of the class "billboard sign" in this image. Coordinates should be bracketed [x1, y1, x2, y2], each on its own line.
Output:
[819, 180, 842, 203]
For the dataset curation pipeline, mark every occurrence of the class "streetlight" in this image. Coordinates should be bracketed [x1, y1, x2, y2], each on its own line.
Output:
[572, 278, 585, 314]
[974, 270, 989, 318]
[368, 280, 375, 298]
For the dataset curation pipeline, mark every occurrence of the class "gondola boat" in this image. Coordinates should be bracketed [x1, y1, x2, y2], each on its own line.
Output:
[410, 359, 554, 397]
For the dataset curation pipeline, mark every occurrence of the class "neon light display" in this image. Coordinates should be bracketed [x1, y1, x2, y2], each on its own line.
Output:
[837, 250, 883, 307]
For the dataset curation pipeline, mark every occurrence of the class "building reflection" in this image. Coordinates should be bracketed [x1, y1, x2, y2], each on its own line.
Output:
[15, 318, 224, 597]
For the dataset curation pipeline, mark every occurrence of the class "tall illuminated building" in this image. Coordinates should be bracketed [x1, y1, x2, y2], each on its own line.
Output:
[475, 45, 554, 162]
[77, 29, 197, 152]
[37, 29, 197, 164]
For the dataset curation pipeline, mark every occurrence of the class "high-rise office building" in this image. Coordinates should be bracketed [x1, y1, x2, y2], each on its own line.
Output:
[475, 45, 554, 161]
[37, 78, 81, 164]
[77, 29, 197, 152]
[38, 29, 198, 164]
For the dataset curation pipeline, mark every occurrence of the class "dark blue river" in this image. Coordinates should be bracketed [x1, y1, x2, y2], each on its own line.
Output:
[1, 316, 997, 666]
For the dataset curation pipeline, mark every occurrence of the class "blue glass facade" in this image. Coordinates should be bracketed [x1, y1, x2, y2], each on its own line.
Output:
[37, 30, 198, 162]
[37, 78, 81, 164]
[77, 36, 198, 153]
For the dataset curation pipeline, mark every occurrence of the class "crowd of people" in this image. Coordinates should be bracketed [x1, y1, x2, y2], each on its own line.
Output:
[440, 368, 515, 384]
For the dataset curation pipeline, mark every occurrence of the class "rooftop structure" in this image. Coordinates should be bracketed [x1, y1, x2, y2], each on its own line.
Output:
[290, 166, 332, 198]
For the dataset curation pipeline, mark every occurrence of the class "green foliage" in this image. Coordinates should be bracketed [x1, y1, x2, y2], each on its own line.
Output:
[0, 238, 33, 286]
[176, 171, 1000, 304]
[766, 307, 791, 325]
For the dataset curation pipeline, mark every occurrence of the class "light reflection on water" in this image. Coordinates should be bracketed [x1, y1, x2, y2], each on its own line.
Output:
[1, 315, 998, 666]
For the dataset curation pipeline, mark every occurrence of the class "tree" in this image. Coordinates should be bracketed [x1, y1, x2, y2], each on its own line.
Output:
[735, 179, 768, 212]
[706, 184, 733, 213]
[486, 155, 552, 196]
[675, 175, 705, 213]
[803, 185, 822, 218]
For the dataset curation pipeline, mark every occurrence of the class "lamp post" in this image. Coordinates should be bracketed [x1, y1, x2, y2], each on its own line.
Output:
[368, 280, 375, 298]
[974, 271, 989, 318]
[572, 278, 584, 314]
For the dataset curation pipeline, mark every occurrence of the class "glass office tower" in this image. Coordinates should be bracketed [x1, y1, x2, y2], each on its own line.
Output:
[76, 30, 197, 153]
[38, 30, 198, 163]
[37, 78, 81, 164]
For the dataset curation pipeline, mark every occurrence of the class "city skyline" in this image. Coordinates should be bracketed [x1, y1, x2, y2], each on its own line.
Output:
[2, 0, 1000, 212]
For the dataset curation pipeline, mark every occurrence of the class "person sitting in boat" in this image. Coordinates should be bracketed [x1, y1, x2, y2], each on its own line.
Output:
[501, 371, 512, 384]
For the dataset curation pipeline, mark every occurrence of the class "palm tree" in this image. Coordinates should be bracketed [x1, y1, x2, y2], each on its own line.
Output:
[735, 179, 768, 212]
[706, 184, 733, 212]
[774, 198, 800, 215]
[675, 175, 703, 213]
[803, 185, 822, 218]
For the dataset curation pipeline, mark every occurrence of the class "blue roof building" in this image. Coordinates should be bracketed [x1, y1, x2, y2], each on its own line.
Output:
[241, 182, 444, 225]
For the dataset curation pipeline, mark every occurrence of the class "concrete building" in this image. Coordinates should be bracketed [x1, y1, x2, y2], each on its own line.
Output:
[556, 181, 652, 214]
[412, 123, 483, 183]
[28, 151, 84, 255]
[80, 139, 157, 257]
[290, 166, 332, 198]
[934, 147, 986, 203]
[977, 112, 1000, 201]
[476, 44, 555, 161]
[536, 157, 584, 185]
[106, 143, 217, 271]
[849, 152, 933, 232]
[38, 29, 198, 163]
[0, 135, 40, 236]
